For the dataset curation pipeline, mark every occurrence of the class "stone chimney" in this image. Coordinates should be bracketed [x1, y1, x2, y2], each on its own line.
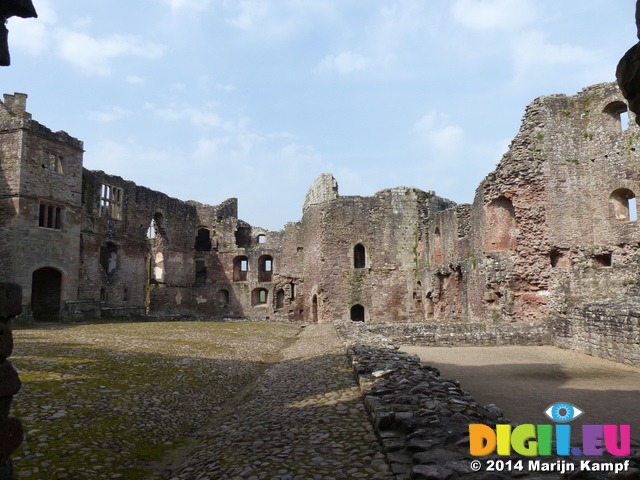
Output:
[2, 93, 30, 119]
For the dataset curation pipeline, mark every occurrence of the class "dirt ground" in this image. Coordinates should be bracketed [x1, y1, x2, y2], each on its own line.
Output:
[400, 345, 640, 442]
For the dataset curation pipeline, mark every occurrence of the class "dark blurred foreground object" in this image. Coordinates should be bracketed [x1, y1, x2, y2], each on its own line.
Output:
[0, 0, 38, 66]
[617, 0, 640, 125]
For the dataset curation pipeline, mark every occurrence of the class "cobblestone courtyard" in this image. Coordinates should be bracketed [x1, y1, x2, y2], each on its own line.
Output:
[10, 322, 391, 480]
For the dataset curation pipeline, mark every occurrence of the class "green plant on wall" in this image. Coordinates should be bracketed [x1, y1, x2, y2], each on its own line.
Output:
[565, 158, 579, 165]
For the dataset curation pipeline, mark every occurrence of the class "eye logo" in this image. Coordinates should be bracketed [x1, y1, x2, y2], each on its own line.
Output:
[544, 402, 584, 423]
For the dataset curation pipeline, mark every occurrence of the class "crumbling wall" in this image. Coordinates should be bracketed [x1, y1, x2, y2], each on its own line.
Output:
[421, 82, 640, 330]
[299, 178, 455, 325]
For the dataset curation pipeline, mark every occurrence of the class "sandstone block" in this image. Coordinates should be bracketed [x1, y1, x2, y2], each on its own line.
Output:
[0, 362, 20, 397]
[0, 325, 12, 360]
[0, 417, 22, 457]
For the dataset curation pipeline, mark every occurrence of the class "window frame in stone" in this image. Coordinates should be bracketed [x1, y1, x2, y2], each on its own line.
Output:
[99, 183, 123, 220]
[41, 150, 65, 174]
[38, 202, 62, 230]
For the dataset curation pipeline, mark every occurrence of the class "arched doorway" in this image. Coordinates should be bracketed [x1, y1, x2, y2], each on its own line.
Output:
[350, 304, 365, 322]
[32, 267, 62, 322]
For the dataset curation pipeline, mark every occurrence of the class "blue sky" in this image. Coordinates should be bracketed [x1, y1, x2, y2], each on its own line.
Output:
[3, 0, 636, 230]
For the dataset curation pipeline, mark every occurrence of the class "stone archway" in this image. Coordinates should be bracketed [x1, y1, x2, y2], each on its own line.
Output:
[31, 267, 62, 322]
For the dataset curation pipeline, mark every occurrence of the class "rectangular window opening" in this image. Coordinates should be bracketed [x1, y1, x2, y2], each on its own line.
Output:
[629, 198, 637, 221]
[38, 203, 63, 230]
[99, 184, 123, 220]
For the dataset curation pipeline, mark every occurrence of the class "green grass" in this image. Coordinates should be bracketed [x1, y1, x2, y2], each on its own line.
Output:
[10, 321, 300, 479]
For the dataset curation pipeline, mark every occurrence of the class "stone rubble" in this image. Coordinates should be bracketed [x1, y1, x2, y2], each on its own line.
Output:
[338, 322, 640, 480]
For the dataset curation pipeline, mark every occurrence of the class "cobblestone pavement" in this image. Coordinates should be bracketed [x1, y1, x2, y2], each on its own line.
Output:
[156, 324, 394, 480]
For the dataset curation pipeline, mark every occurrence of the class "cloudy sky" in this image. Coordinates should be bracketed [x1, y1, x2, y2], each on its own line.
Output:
[3, 0, 636, 230]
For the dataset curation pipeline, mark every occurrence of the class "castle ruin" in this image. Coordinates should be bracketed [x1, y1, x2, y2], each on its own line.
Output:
[2, 82, 640, 366]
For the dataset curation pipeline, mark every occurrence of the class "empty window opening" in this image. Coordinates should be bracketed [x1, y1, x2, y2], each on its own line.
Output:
[350, 304, 365, 322]
[195, 227, 212, 252]
[219, 289, 230, 306]
[148, 213, 166, 241]
[42, 151, 64, 174]
[99, 184, 123, 220]
[630, 198, 638, 221]
[312, 295, 318, 323]
[259, 255, 274, 282]
[276, 289, 285, 309]
[147, 219, 156, 238]
[610, 188, 637, 221]
[233, 256, 249, 281]
[603, 101, 630, 133]
[257, 234, 266, 244]
[549, 249, 571, 268]
[195, 260, 207, 285]
[621, 111, 630, 131]
[38, 203, 62, 230]
[354, 244, 366, 269]
[100, 242, 118, 277]
[433, 228, 443, 264]
[252, 288, 268, 305]
[123, 288, 129, 302]
[594, 254, 612, 268]
[289, 283, 295, 299]
[297, 247, 304, 253]
[100, 288, 106, 302]
[485, 196, 517, 250]
[235, 226, 252, 248]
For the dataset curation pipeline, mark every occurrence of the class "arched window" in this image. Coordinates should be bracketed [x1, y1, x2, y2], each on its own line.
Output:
[252, 288, 268, 305]
[485, 196, 517, 250]
[603, 101, 629, 132]
[433, 228, 443, 265]
[350, 304, 365, 322]
[195, 227, 212, 252]
[276, 289, 285, 309]
[312, 295, 318, 322]
[233, 256, 249, 281]
[257, 234, 266, 244]
[195, 260, 206, 285]
[610, 188, 637, 221]
[258, 255, 273, 282]
[354, 244, 366, 269]
[218, 289, 230, 306]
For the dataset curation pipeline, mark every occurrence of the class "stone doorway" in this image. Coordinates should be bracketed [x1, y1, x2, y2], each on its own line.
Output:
[31, 267, 62, 322]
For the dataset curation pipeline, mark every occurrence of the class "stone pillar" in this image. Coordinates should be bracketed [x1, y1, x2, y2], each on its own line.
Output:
[0, 283, 23, 480]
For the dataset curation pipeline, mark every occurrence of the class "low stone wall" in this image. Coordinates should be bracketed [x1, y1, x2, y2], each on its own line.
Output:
[552, 298, 640, 368]
[337, 320, 640, 479]
[336, 320, 552, 348]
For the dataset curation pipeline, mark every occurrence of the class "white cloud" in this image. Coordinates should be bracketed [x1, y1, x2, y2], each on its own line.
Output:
[88, 106, 132, 123]
[165, 0, 211, 12]
[221, 0, 337, 40]
[315, 51, 394, 74]
[509, 31, 611, 88]
[412, 110, 465, 157]
[126, 75, 146, 85]
[451, 0, 538, 31]
[6, 0, 57, 56]
[55, 29, 164, 75]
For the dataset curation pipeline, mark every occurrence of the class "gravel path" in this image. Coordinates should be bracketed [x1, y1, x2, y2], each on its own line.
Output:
[157, 324, 393, 480]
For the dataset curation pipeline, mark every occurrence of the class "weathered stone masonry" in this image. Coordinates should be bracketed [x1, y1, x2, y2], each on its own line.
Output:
[2, 82, 640, 367]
